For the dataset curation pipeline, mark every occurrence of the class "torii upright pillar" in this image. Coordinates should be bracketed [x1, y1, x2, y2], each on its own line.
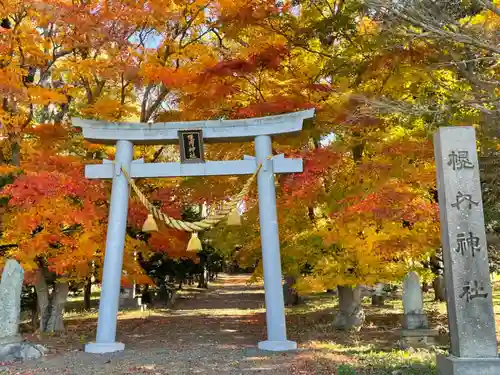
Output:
[254, 135, 295, 350]
[73, 109, 315, 353]
[91, 140, 133, 352]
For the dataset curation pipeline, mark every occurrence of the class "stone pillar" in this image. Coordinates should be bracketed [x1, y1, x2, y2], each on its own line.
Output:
[0, 260, 24, 342]
[0, 260, 46, 362]
[85, 140, 134, 354]
[400, 272, 437, 348]
[254, 135, 296, 351]
[402, 272, 427, 329]
[434, 127, 500, 374]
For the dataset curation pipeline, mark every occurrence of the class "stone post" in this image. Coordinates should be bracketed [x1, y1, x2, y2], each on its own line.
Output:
[434, 127, 500, 374]
[0, 260, 24, 343]
[400, 272, 437, 348]
[254, 135, 296, 351]
[85, 140, 134, 354]
[402, 272, 427, 329]
[0, 260, 46, 362]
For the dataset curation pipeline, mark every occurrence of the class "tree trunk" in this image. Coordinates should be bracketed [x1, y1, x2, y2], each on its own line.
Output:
[371, 283, 385, 306]
[83, 278, 92, 310]
[10, 139, 20, 167]
[34, 269, 50, 333]
[28, 288, 38, 330]
[333, 144, 367, 330]
[0, 146, 5, 165]
[197, 255, 208, 288]
[333, 285, 365, 330]
[34, 269, 69, 333]
[283, 275, 300, 306]
[44, 281, 69, 332]
[198, 269, 207, 288]
[204, 268, 209, 288]
[433, 275, 446, 302]
[371, 295, 385, 306]
[31, 306, 38, 330]
[422, 282, 430, 293]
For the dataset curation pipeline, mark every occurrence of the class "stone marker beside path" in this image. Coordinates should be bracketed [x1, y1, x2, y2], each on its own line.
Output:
[402, 272, 427, 329]
[0, 260, 46, 362]
[399, 272, 438, 349]
[434, 126, 500, 375]
[0, 259, 24, 341]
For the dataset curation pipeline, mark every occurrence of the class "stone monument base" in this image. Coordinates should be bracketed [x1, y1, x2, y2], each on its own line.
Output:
[0, 336, 46, 362]
[402, 313, 428, 330]
[399, 329, 438, 349]
[437, 355, 500, 375]
[0, 335, 23, 345]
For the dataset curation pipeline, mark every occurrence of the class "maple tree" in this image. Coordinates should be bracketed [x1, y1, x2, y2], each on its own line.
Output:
[369, 0, 500, 261]
[187, 0, 446, 328]
[0, 125, 154, 331]
[0, 0, 229, 331]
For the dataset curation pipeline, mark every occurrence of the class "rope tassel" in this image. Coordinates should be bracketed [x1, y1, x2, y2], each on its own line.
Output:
[187, 232, 202, 252]
[227, 208, 241, 226]
[142, 214, 158, 232]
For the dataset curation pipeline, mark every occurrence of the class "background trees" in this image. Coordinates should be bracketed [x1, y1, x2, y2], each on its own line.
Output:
[0, 0, 497, 332]
[368, 0, 500, 267]
[197, 0, 445, 327]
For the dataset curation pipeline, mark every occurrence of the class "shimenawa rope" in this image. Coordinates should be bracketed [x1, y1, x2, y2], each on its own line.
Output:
[118, 156, 270, 232]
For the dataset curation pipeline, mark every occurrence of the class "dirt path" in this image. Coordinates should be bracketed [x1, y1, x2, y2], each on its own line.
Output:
[2, 275, 316, 375]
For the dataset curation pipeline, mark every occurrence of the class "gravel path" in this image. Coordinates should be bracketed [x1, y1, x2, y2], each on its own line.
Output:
[1, 276, 315, 375]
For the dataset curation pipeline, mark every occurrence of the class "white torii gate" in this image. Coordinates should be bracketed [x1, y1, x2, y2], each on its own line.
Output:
[73, 109, 315, 354]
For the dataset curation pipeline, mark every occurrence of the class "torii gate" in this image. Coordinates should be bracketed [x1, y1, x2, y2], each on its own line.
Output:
[73, 109, 315, 354]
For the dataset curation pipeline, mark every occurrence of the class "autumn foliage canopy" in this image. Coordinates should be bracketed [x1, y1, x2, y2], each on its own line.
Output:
[0, 0, 497, 294]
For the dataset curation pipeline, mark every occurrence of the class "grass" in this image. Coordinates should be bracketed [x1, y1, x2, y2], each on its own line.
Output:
[278, 279, 500, 374]
[264, 286, 446, 373]
[349, 350, 437, 375]
[311, 347, 439, 375]
[290, 328, 443, 374]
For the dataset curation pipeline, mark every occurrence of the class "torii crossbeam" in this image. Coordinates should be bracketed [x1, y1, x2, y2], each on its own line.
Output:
[72, 109, 315, 354]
